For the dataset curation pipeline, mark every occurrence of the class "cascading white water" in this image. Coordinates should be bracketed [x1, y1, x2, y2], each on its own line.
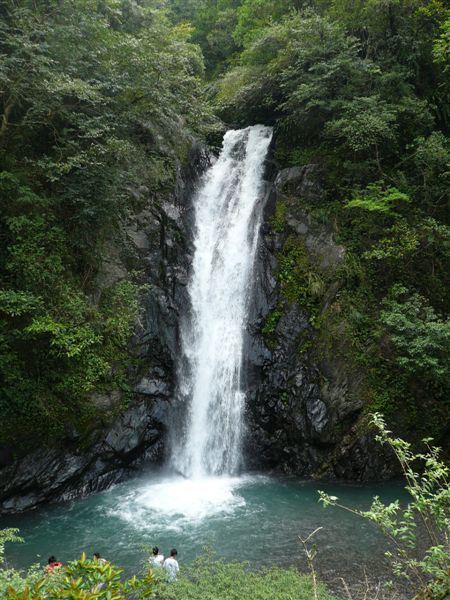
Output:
[172, 125, 273, 479]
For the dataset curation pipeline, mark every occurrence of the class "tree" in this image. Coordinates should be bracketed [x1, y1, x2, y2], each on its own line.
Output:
[380, 286, 450, 387]
[0, 0, 214, 448]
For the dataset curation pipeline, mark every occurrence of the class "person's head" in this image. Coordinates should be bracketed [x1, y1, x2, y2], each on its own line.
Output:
[152, 546, 159, 556]
[170, 549, 177, 558]
[48, 556, 57, 565]
[93, 552, 100, 560]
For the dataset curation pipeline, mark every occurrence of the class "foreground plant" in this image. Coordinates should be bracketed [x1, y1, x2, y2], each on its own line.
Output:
[153, 550, 338, 600]
[319, 413, 450, 599]
[2, 552, 155, 600]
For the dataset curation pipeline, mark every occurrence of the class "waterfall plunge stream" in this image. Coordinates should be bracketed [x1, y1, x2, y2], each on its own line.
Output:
[172, 125, 273, 480]
[109, 126, 273, 521]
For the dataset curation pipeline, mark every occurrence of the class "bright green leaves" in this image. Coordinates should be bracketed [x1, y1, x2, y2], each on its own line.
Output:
[0, 175, 140, 446]
[25, 316, 103, 360]
[0, 279, 140, 445]
[0, 291, 43, 318]
[320, 414, 450, 598]
[218, 10, 382, 143]
[2, 551, 156, 600]
[0, 529, 23, 566]
[5, 216, 67, 292]
[234, 0, 295, 47]
[433, 15, 450, 68]
[413, 132, 450, 219]
[346, 183, 410, 214]
[362, 222, 419, 261]
[154, 552, 337, 600]
[277, 236, 325, 323]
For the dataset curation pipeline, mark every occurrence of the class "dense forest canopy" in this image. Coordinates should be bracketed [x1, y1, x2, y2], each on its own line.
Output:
[0, 0, 449, 452]
[0, 0, 215, 447]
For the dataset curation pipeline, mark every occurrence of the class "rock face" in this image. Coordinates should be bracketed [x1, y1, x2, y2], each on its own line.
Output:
[243, 164, 396, 480]
[0, 144, 210, 514]
[0, 399, 166, 513]
[0, 145, 397, 515]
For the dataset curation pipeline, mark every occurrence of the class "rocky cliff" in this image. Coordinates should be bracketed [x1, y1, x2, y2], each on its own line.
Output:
[243, 163, 396, 480]
[0, 142, 396, 515]
[0, 144, 209, 514]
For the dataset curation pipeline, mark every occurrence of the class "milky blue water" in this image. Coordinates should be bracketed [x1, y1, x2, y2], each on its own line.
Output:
[1, 471, 407, 593]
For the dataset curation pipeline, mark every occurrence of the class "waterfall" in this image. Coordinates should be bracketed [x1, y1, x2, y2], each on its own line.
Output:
[172, 125, 273, 479]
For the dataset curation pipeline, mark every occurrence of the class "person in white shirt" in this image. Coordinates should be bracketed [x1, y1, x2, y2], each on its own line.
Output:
[93, 552, 108, 564]
[150, 546, 164, 567]
[163, 548, 179, 582]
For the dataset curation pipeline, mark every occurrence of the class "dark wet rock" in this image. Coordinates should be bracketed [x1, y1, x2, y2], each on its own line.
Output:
[0, 143, 210, 515]
[0, 398, 168, 514]
[92, 390, 123, 412]
[243, 163, 398, 481]
[135, 377, 171, 397]
[274, 164, 322, 206]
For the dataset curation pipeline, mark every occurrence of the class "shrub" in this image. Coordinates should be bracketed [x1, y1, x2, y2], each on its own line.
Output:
[319, 414, 450, 599]
[153, 551, 338, 600]
[1, 553, 155, 600]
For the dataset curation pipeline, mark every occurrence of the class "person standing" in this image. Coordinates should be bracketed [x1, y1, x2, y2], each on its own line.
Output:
[93, 552, 108, 564]
[163, 549, 179, 582]
[150, 546, 164, 568]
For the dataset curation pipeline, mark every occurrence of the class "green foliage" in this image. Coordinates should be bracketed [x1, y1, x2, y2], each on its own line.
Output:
[261, 309, 283, 349]
[433, 16, 450, 69]
[153, 552, 337, 600]
[0, 0, 214, 448]
[219, 10, 378, 133]
[380, 286, 450, 386]
[0, 530, 22, 566]
[325, 95, 397, 154]
[346, 184, 410, 215]
[270, 200, 287, 233]
[319, 414, 450, 599]
[2, 551, 155, 600]
[362, 222, 419, 261]
[169, 0, 242, 75]
[234, 0, 303, 47]
[413, 132, 450, 219]
[0, 537, 337, 600]
[278, 236, 324, 317]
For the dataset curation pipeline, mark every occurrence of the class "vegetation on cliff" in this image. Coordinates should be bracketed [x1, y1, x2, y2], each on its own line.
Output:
[0, 0, 215, 449]
[0, 0, 448, 470]
[181, 0, 449, 444]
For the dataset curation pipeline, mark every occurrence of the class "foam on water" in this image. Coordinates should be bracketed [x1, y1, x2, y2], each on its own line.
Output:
[107, 475, 262, 528]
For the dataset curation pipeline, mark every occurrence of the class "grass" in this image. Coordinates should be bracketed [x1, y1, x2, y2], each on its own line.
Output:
[153, 553, 339, 600]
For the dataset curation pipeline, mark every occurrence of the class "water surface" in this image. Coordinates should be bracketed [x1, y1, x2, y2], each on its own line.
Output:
[1, 472, 407, 594]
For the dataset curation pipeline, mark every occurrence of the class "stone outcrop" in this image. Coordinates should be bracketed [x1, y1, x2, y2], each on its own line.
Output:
[0, 399, 166, 513]
[0, 143, 397, 515]
[243, 164, 397, 480]
[0, 143, 209, 514]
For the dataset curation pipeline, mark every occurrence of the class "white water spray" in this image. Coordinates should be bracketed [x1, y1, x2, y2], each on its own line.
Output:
[172, 125, 273, 479]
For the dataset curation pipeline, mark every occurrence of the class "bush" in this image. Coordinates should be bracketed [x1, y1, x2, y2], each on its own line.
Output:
[319, 414, 450, 599]
[1, 552, 155, 600]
